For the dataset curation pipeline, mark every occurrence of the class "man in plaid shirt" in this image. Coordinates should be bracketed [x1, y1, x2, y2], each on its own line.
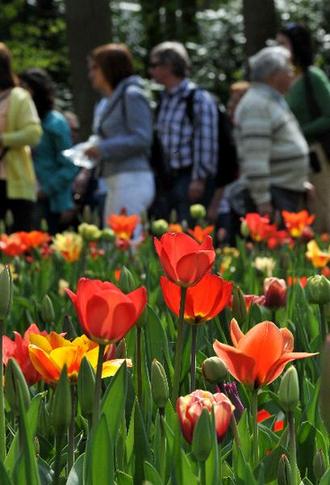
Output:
[149, 41, 218, 222]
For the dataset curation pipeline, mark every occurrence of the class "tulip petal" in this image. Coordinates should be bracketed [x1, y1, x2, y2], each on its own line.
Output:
[176, 251, 214, 286]
[214, 400, 235, 440]
[50, 346, 83, 379]
[128, 287, 147, 320]
[29, 334, 53, 353]
[29, 345, 60, 382]
[213, 340, 256, 385]
[280, 328, 294, 353]
[264, 351, 318, 385]
[230, 319, 245, 347]
[160, 276, 181, 316]
[111, 302, 138, 341]
[101, 359, 131, 378]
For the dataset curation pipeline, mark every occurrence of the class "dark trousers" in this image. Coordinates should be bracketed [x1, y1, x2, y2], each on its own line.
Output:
[0, 180, 34, 232]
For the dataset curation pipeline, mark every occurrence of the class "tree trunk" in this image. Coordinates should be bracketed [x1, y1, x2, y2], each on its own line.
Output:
[242, 0, 278, 56]
[65, 0, 112, 139]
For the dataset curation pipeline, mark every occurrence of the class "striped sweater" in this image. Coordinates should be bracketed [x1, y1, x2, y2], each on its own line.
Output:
[234, 83, 309, 206]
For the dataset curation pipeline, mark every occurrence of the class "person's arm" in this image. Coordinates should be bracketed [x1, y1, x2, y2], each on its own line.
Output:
[97, 87, 153, 161]
[189, 91, 218, 201]
[237, 103, 273, 212]
[303, 69, 330, 138]
[43, 119, 79, 196]
[2, 91, 42, 147]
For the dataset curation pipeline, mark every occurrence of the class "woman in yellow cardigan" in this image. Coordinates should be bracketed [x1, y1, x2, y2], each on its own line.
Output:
[0, 43, 41, 231]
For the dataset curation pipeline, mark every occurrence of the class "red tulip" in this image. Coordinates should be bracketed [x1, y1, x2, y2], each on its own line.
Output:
[213, 319, 317, 388]
[3, 324, 47, 385]
[154, 232, 215, 287]
[176, 390, 234, 443]
[263, 277, 287, 309]
[66, 278, 147, 344]
[257, 409, 284, 432]
[160, 273, 232, 324]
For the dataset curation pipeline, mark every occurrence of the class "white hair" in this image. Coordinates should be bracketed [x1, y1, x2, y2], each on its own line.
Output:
[249, 46, 291, 82]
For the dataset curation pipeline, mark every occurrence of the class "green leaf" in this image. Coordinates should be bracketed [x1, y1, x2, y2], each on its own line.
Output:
[320, 467, 330, 485]
[133, 398, 152, 484]
[101, 361, 127, 442]
[66, 453, 84, 485]
[0, 458, 13, 485]
[116, 470, 133, 485]
[144, 462, 162, 485]
[85, 414, 113, 485]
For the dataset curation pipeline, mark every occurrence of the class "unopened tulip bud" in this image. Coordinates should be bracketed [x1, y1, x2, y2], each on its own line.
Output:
[77, 357, 95, 419]
[40, 218, 48, 233]
[278, 366, 299, 412]
[277, 454, 292, 485]
[151, 219, 169, 236]
[240, 220, 250, 238]
[231, 285, 247, 324]
[264, 277, 287, 309]
[119, 266, 136, 293]
[202, 357, 228, 383]
[101, 227, 115, 242]
[320, 336, 330, 433]
[52, 367, 72, 434]
[5, 358, 30, 415]
[0, 265, 12, 320]
[78, 222, 101, 241]
[0, 220, 5, 234]
[190, 204, 206, 220]
[151, 359, 169, 409]
[41, 294, 55, 324]
[313, 449, 326, 482]
[5, 210, 14, 228]
[192, 408, 212, 462]
[306, 275, 330, 305]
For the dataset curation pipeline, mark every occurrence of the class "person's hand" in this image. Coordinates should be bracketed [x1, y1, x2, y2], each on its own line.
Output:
[188, 179, 206, 202]
[85, 145, 101, 160]
[257, 201, 273, 216]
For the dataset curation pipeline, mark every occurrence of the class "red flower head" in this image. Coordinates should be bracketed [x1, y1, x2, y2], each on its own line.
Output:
[282, 210, 315, 238]
[66, 278, 147, 344]
[287, 276, 308, 288]
[3, 324, 47, 385]
[107, 213, 140, 240]
[154, 232, 215, 287]
[263, 277, 287, 309]
[213, 319, 317, 388]
[188, 225, 214, 243]
[241, 213, 276, 242]
[176, 390, 234, 443]
[160, 273, 232, 324]
[0, 233, 29, 256]
[243, 294, 266, 311]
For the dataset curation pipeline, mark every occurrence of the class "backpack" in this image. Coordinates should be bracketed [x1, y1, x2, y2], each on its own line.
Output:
[185, 88, 239, 188]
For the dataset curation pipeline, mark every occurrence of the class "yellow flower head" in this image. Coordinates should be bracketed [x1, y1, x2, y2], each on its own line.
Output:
[53, 232, 83, 262]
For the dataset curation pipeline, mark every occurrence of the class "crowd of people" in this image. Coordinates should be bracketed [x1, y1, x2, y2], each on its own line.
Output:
[1, 22, 330, 242]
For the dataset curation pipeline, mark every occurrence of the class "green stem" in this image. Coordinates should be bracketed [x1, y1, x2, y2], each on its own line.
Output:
[218, 440, 223, 484]
[171, 287, 187, 403]
[0, 320, 5, 461]
[319, 304, 328, 343]
[200, 460, 206, 485]
[159, 412, 166, 480]
[53, 434, 64, 485]
[136, 326, 143, 405]
[67, 385, 76, 473]
[230, 415, 241, 449]
[251, 388, 259, 468]
[288, 411, 298, 485]
[190, 325, 198, 392]
[92, 343, 105, 429]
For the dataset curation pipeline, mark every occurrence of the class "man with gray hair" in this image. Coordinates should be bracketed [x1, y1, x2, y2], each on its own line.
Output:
[149, 41, 218, 221]
[230, 45, 309, 219]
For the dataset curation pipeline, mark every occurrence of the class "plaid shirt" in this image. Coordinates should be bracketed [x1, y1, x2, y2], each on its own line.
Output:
[156, 79, 218, 180]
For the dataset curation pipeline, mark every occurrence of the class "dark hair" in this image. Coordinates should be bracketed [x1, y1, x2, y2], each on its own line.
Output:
[279, 23, 314, 69]
[90, 43, 134, 89]
[150, 41, 191, 78]
[0, 43, 17, 90]
[19, 68, 54, 119]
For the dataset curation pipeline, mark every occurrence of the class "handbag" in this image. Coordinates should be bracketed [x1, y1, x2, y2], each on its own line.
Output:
[303, 71, 330, 159]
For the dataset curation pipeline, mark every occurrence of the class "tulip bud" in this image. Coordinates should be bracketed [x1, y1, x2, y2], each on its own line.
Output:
[264, 277, 287, 309]
[0, 265, 12, 321]
[278, 366, 299, 412]
[0, 220, 5, 234]
[101, 228, 116, 242]
[231, 285, 247, 324]
[305, 275, 330, 305]
[313, 449, 326, 482]
[192, 408, 212, 462]
[41, 294, 55, 324]
[82, 205, 92, 223]
[151, 219, 169, 236]
[5, 210, 14, 229]
[202, 357, 228, 383]
[119, 266, 137, 293]
[5, 358, 31, 415]
[151, 359, 169, 409]
[40, 218, 48, 233]
[240, 220, 250, 238]
[77, 357, 95, 419]
[78, 222, 101, 241]
[277, 454, 292, 485]
[190, 204, 206, 220]
[52, 367, 72, 434]
[320, 336, 330, 433]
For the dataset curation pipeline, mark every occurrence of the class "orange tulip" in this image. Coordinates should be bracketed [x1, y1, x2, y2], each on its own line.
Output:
[160, 273, 232, 324]
[28, 333, 131, 383]
[213, 319, 317, 388]
[66, 277, 147, 344]
[154, 232, 215, 287]
[168, 223, 183, 233]
[176, 390, 234, 443]
[282, 210, 315, 238]
[108, 213, 140, 240]
[241, 213, 276, 242]
[188, 225, 214, 243]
